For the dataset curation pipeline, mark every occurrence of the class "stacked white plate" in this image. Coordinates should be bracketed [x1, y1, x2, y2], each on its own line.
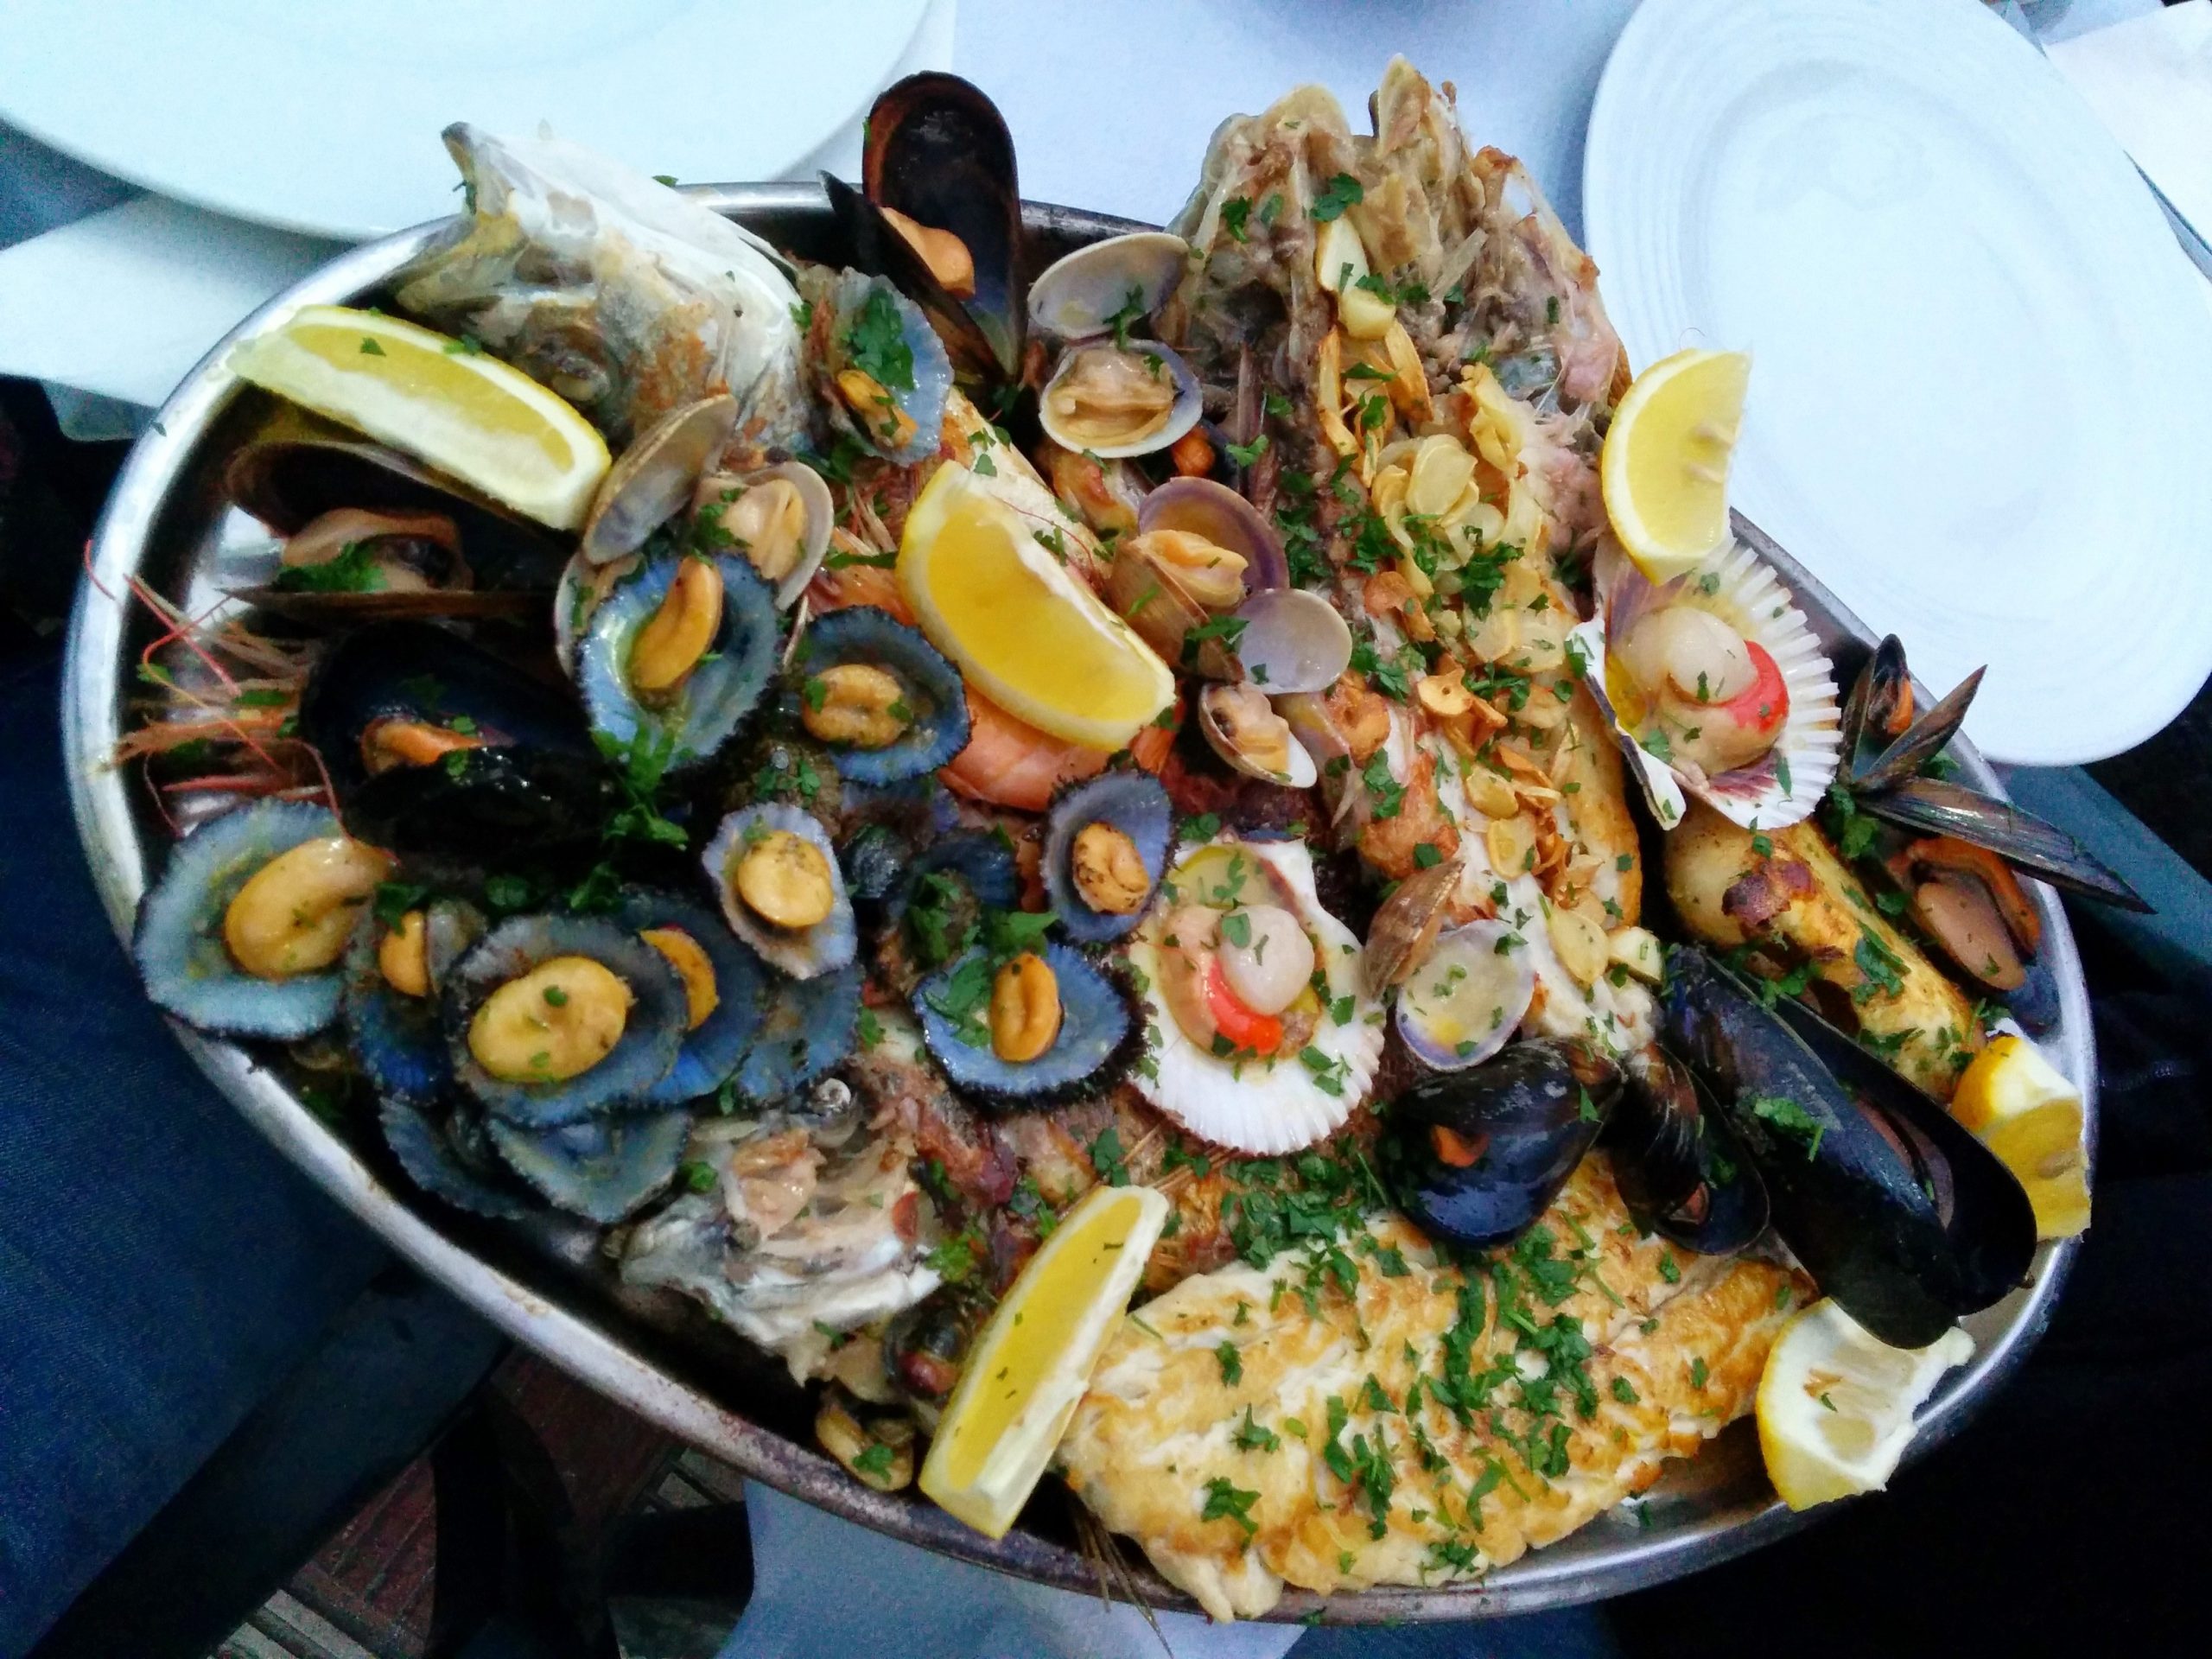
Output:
[1586, 0, 2212, 764]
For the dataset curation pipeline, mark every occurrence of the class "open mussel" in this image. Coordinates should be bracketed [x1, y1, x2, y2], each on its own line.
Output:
[786, 607, 969, 785]
[1041, 772, 1170, 944]
[1836, 636, 2145, 911]
[1380, 1039, 1621, 1250]
[224, 423, 564, 618]
[300, 620, 615, 861]
[1661, 947, 2035, 1349]
[575, 543, 783, 772]
[136, 798, 391, 1039]
[442, 913, 690, 1128]
[859, 73, 1025, 381]
[1607, 1046, 1769, 1257]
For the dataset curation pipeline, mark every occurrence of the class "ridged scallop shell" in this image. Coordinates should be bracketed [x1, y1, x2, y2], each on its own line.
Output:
[1124, 837, 1383, 1154]
[1581, 538, 1841, 831]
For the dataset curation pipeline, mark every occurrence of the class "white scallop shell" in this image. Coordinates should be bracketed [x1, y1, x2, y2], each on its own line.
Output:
[1125, 837, 1382, 1155]
[1586, 538, 1842, 831]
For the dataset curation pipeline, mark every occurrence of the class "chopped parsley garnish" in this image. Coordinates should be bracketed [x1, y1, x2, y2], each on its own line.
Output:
[1751, 1094, 1826, 1159]
[1221, 197, 1252, 242]
[1217, 1341, 1244, 1385]
[843, 288, 916, 391]
[1201, 1477, 1261, 1536]
[1310, 173, 1365, 222]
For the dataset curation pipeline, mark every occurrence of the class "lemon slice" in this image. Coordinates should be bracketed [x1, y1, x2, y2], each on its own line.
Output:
[1757, 1298, 1974, 1511]
[1600, 347, 1751, 582]
[918, 1183, 1168, 1537]
[229, 305, 611, 530]
[1952, 1033, 2090, 1239]
[899, 462, 1174, 750]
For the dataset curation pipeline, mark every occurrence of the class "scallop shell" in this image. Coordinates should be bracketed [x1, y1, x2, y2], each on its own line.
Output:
[1584, 538, 1841, 831]
[1124, 837, 1383, 1154]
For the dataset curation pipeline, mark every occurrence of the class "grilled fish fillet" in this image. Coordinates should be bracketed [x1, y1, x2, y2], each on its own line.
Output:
[1059, 1155, 1801, 1620]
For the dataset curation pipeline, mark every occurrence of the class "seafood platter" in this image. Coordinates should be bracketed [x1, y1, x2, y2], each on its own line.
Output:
[67, 63, 2138, 1622]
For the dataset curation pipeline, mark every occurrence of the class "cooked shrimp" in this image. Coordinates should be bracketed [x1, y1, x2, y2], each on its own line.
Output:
[939, 689, 1110, 812]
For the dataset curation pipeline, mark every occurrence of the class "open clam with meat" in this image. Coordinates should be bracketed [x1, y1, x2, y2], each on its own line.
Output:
[101, 60, 2135, 1623]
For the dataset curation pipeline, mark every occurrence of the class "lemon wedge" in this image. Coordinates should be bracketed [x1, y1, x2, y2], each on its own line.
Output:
[1600, 347, 1751, 583]
[899, 462, 1174, 750]
[918, 1183, 1168, 1538]
[229, 304, 610, 530]
[1951, 1034, 2090, 1240]
[1757, 1298, 1973, 1511]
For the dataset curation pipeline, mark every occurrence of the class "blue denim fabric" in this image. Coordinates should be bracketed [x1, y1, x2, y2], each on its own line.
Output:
[0, 647, 385, 1656]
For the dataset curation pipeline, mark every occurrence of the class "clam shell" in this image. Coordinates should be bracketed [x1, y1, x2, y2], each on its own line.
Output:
[579, 393, 740, 565]
[1590, 539, 1841, 830]
[1234, 588, 1353, 696]
[1394, 919, 1538, 1072]
[1037, 340, 1203, 461]
[1136, 476, 1287, 591]
[1027, 231, 1190, 340]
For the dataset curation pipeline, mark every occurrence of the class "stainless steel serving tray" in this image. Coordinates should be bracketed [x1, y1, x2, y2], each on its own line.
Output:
[63, 184, 2093, 1624]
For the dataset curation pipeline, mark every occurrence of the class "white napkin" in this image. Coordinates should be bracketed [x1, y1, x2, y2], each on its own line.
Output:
[723, 1483, 1303, 1659]
[2045, 0, 2212, 245]
[0, 0, 957, 423]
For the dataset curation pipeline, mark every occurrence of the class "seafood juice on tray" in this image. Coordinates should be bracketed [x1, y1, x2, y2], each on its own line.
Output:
[119, 59, 2132, 1619]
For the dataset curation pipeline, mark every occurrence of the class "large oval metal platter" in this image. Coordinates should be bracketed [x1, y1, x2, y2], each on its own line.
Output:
[64, 185, 2092, 1623]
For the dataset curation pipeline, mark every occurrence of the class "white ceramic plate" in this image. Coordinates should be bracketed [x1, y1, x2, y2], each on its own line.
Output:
[0, 0, 932, 239]
[1585, 0, 2212, 765]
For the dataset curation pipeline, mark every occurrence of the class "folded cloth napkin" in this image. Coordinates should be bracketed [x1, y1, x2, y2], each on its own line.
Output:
[0, 0, 958, 432]
[2045, 0, 2212, 262]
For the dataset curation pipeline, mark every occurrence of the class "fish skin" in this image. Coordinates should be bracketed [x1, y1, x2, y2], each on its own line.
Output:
[1058, 1154, 1803, 1621]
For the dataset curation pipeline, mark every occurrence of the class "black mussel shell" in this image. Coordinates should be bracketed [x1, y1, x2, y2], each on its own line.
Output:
[225, 425, 565, 593]
[346, 747, 616, 865]
[861, 73, 1025, 380]
[1662, 948, 2036, 1349]
[1381, 1040, 1622, 1252]
[823, 174, 1006, 391]
[1859, 778, 2147, 912]
[1609, 1046, 1770, 1257]
[301, 620, 589, 798]
[887, 1291, 979, 1403]
[302, 621, 612, 861]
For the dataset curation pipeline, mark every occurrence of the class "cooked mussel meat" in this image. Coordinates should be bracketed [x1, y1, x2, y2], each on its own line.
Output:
[807, 268, 955, 465]
[442, 912, 690, 1128]
[135, 798, 391, 1039]
[787, 606, 969, 785]
[300, 621, 614, 861]
[575, 543, 782, 771]
[1835, 636, 2145, 910]
[703, 804, 858, 981]
[1041, 772, 1171, 944]
[861, 73, 1024, 379]
[913, 939, 1137, 1107]
[1661, 947, 2035, 1349]
[1380, 1039, 1621, 1250]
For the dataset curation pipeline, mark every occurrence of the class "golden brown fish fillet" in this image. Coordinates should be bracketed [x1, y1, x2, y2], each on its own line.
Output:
[1058, 1156, 1801, 1620]
[1665, 801, 1981, 1099]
